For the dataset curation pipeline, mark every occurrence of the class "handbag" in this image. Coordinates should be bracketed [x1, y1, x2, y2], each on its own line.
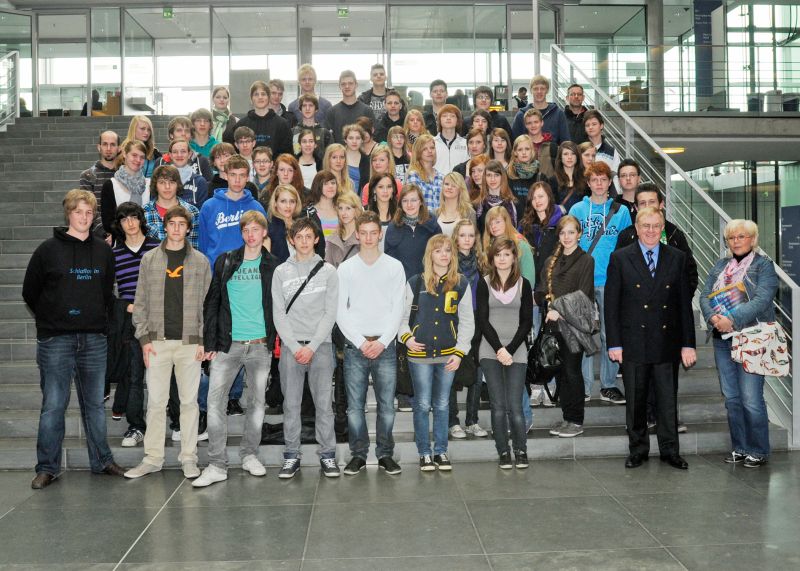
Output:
[452, 349, 477, 388]
[730, 321, 790, 377]
[527, 321, 563, 385]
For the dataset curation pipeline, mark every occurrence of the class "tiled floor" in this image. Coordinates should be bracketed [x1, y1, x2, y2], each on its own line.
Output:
[2, 452, 800, 570]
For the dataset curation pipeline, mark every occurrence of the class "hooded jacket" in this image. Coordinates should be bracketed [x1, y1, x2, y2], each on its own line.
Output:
[198, 188, 267, 266]
[223, 109, 293, 158]
[22, 228, 115, 339]
[511, 102, 571, 144]
[568, 196, 632, 287]
[564, 105, 590, 144]
[384, 217, 442, 279]
[373, 109, 407, 143]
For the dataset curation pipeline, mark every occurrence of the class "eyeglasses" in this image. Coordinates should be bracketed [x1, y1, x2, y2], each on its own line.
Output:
[236, 139, 255, 145]
[568, 92, 584, 97]
[727, 234, 752, 242]
[476, 94, 491, 101]
[253, 160, 271, 166]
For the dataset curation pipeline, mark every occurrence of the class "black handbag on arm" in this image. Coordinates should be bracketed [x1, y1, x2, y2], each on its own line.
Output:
[527, 318, 563, 386]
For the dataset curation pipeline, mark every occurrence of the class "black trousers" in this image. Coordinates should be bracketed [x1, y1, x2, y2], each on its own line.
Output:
[622, 360, 678, 457]
[556, 343, 585, 425]
[647, 360, 681, 422]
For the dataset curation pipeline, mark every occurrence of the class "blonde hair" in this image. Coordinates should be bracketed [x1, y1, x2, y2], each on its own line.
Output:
[451, 218, 486, 272]
[422, 234, 460, 294]
[403, 109, 427, 153]
[269, 184, 302, 222]
[724, 219, 760, 253]
[507, 134, 535, 179]
[125, 115, 155, 159]
[116, 139, 148, 169]
[297, 63, 317, 81]
[408, 134, 437, 183]
[481, 205, 523, 254]
[370, 143, 397, 178]
[342, 123, 366, 144]
[322, 143, 354, 193]
[437, 172, 474, 219]
[335, 191, 364, 239]
[529, 74, 550, 91]
[63, 189, 96, 221]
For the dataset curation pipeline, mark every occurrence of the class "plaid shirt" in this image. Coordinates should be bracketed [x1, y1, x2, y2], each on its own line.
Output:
[143, 198, 200, 248]
[406, 169, 444, 212]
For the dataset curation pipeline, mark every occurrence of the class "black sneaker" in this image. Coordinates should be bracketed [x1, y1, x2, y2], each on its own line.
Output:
[433, 453, 452, 471]
[723, 451, 748, 464]
[278, 458, 300, 479]
[320, 457, 341, 478]
[514, 450, 529, 469]
[743, 455, 768, 468]
[343, 457, 367, 475]
[498, 451, 513, 470]
[227, 399, 244, 416]
[600, 387, 626, 404]
[419, 455, 435, 471]
[378, 456, 402, 475]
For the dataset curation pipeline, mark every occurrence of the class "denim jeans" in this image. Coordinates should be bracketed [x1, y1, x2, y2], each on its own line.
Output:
[36, 333, 114, 475]
[449, 366, 482, 427]
[207, 342, 271, 470]
[581, 286, 620, 394]
[713, 337, 770, 459]
[480, 358, 527, 454]
[198, 366, 245, 412]
[343, 340, 397, 460]
[409, 360, 455, 456]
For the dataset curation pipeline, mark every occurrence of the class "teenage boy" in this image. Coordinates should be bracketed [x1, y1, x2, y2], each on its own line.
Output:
[272, 218, 340, 478]
[157, 117, 214, 181]
[615, 159, 641, 215]
[462, 85, 512, 138]
[268, 79, 298, 129]
[288, 63, 332, 124]
[358, 63, 389, 122]
[568, 161, 632, 405]
[565, 84, 590, 145]
[584, 109, 620, 191]
[433, 104, 469, 174]
[232, 125, 257, 166]
[424, 79, 449, 135]
[192, 210, 279, 487]
[209, 142, 260, 195]
[291, 93, 334, 160]
[189, 108, 218, 158]
[79, 130, 119, 237]
[511, 75, 570, 144]
[326, 70, 375, 144]
[23, 189, 124, 489]
[373, 89, 407, 143]
[143, 165, 201, 248]
[337, 211, 406, 476]
[125, 205, 211, 480]
[224, 80, 293, 158]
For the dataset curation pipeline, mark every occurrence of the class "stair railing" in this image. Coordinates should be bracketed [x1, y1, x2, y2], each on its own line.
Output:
[0, 51, 19, 130]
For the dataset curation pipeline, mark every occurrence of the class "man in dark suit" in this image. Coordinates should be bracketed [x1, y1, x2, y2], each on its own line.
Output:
[605, 206, 697, 470]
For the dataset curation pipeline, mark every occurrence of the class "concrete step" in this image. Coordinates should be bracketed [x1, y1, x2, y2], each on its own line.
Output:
[0, 301, 30, 319]
[0, 239, 47, 255]
[0, 269, 25, 285]
[0, 284, 23, 301]
[0, 202, 62, 216]
[0, 320, 36, 342]
[0, 361, 38, 384]
[0, 340, 35, 361]
[0, 212, 63, 229]
[0, 254, 32, 269]
[0, 170, 82, 182]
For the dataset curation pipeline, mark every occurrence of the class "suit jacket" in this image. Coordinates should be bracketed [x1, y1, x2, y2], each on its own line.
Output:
[604, 242, 695, 364]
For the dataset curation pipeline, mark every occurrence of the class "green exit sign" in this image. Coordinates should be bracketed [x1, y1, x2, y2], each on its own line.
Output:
[163, 7, 173, 19]
[337, 7, 349, 18]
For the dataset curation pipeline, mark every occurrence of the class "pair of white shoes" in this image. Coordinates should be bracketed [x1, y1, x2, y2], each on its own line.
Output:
[124, 461, 200, 479]
[192, 455, 266, 488]
[530, 387, 556, 407]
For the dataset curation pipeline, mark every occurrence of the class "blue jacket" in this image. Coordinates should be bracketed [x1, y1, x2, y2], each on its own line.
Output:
[179, 172, 210, 209]
[384, 217, 442, 279]
[699, 253, 778, 330]
[511, 102, 571, 144]
[198, 188, 267, 266]
[569, 196, 632, 287]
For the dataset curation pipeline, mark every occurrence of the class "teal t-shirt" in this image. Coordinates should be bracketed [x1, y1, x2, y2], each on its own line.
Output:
[227, 256, 266, 341]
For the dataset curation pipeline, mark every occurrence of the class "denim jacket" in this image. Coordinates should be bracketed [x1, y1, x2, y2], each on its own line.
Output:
[699, 252, 778, 330]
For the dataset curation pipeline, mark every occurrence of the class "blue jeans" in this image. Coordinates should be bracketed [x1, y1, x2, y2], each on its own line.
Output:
[581, 286, 620, 394]
[36, 333, 114, 475]
[344, 340, 397, 460]
[198, 366, 245, 411]
[409, 360, 455, 455]
[713, 337, 770, 459]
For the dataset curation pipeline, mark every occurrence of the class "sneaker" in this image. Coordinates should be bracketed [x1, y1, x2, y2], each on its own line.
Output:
[549, 421, 568, 436]
[171, 430, 181, 442]
[600, 388, 626, 404]
[121, 428, 144, 447]
[449, 424, 467, 439]
[111, 412, 123, 421]
[558, 422, 584, 438]
[498, 451, 513, 470]
[419, 454, 436, 471]
[541, 389, 555, 407]
[320, 457, 341, 478]
[242, 454, 267, 477]
[278, 458, 301, 479]
[515, 450, 529, 469]
[530, 387, 543, 406]
[182, 462, 201, 479]
[723, 451, 748, 464]
[743, 455, 768, 468]
[124, 462, 161, 479]
[465, 423, 488, 437]
[677, 423, 688, 434]
[647, 420, 657, 430]
[192, 465, 228, 488]
[434, 453, 452, 471]
[227, 399, 244, 416]
[584, 394, 591, 402]
[343, 457, 367, 475]
[397, 395, 413, 412]
[378, 456, 402, 475]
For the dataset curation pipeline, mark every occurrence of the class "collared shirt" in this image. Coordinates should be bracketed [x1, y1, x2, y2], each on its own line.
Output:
[407, 169, 444, 212]
[638, 241, 660, 273]
[143, 198, 200, 248]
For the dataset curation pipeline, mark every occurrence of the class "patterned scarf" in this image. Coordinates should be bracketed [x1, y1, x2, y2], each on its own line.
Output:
[212, 108, 230, 141]
[714, 250, 755, 291]
[402, 214, 419, 227]
[514, 160, 538, 179]
[114, 167, 146, 205]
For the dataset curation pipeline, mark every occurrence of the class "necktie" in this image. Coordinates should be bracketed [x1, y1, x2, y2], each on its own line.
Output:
[646, 250, 656, 277]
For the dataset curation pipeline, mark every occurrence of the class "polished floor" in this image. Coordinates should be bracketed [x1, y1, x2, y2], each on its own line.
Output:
[1, 452, 800, 570]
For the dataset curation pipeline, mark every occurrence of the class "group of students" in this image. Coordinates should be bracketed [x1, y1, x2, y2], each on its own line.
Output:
[28, 63, 748, 491]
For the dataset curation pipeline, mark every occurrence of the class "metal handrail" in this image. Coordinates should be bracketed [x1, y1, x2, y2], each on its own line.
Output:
[551, 43, 800, 447]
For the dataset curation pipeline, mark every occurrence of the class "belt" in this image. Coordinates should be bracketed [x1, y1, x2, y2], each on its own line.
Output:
[364, 335, 380, 342]
[233, 337, 268, 345]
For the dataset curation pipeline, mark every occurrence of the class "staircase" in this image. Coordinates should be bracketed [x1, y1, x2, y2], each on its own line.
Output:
[0, 116, 788, 470]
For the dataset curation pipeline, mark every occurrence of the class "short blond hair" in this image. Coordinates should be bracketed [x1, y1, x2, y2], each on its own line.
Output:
[63, 189, 96, 221]
[725, 219, 760, 252]
[239, 210, 268, 231]
[530, 75, 550, 91]
[298, 63, 316, 81]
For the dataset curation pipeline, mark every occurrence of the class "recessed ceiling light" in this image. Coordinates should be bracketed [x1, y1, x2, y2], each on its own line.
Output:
[662, 147, 685, 154]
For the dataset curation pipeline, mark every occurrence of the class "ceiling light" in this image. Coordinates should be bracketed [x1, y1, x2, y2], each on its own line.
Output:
[662, 147, 685, 154]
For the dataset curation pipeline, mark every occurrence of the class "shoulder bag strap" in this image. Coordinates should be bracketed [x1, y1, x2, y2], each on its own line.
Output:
[408, 275, 425, 327]
[587, 201, 620, 256]
[286, 260, 325, 314]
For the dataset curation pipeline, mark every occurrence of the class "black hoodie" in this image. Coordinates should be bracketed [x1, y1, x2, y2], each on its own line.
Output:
[22, 227, 115, 339]
[223, 109, 293, 158]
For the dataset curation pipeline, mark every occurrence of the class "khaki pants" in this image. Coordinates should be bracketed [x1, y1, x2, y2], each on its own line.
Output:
[142, 340, 201, 467]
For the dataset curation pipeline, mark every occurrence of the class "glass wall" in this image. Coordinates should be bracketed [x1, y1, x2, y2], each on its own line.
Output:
[122, 10, 154, 115]
[0, 11, 31, 114]
[91, 8, 120, 115]
[37, 12, 87, 115]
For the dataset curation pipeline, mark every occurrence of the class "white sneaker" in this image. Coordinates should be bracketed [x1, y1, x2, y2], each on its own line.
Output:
[192, 465, 228, 488]
[121, 428, 144, 447]
[124, 461, 161, 479]
[541, 389, 555, 407]
[449, 424, 467, 439]
[171, 430, 181, 442]
[197, 431, 208, 442]
[182, 462, 201, 479]
[465, 423, 488, 437]
[530, 388, 543, 406]
[242, 454, 267, 477]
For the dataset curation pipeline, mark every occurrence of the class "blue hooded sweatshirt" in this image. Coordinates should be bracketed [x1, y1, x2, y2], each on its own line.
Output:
[568, 196, 632, 287]
[511, 102, 571, 144]
[198, 187, 267, 265]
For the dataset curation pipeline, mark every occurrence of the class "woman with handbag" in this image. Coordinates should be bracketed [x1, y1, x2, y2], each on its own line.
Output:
[399, 235, 475, 471]
[477, 237, 533, 469]
[535, 215, 595, 438]
[700, 219, 778, 468]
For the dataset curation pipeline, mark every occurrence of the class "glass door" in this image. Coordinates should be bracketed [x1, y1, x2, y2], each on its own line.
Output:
[36, 11, 89, 115]
[0, 11, 32, 116]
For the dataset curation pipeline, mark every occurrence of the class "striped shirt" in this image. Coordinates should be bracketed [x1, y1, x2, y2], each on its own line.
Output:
[113, 237, 160, 301]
